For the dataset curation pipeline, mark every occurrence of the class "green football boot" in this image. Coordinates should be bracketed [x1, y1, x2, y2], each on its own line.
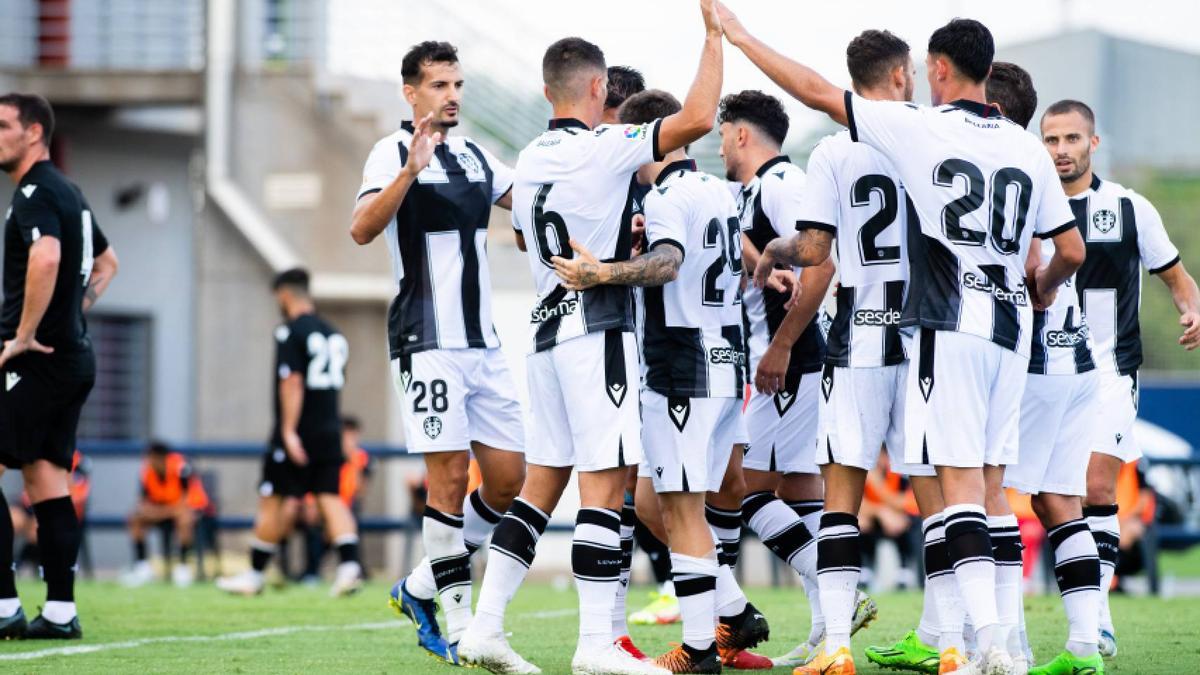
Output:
[864, 630, 940, 673]
[1029, 650, 1104, 675]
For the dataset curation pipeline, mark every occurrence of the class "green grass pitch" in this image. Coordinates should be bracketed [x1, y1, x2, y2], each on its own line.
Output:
[1, 580, 1198, 673]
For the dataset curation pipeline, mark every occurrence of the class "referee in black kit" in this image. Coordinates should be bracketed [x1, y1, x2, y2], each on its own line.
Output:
[0, 93, 119, 639]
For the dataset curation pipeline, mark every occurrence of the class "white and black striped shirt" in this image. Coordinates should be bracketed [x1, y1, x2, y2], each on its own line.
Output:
[358, 122, 513, 357]
[1028, 238, 1095, 375]
[738, 156, 826, 382]
[846, 95, 1076, 358]
[639, 160, 745, 399]
[1071, 175, 1180, 375]
[512, 118, 663, 353]
[795, 130, 907, 368]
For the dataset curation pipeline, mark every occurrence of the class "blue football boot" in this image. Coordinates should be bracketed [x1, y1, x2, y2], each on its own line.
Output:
[389, 578, 455, 663]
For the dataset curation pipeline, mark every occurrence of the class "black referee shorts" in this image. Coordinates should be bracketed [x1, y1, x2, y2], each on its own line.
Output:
[0, 348, 96, 470]
[258, 431, 343, 498]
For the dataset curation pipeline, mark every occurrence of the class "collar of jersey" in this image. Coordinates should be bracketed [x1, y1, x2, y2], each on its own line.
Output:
[947, 99, 1001, 118]
[1071, 174, 1104, 200]
[655, 159, 697, 186]
[754, 155, 790, 178]
[21, 159, 53, 184]
[399, 121, 449, 145]
[548, 118, 590, 130]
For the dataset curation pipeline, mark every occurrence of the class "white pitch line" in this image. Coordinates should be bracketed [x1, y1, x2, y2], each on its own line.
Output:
[0, 620, 401, 662]
[0, 607, 579, 661]
[519, 608, 577, 619]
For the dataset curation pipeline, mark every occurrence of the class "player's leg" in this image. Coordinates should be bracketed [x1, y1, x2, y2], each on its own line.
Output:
[23, 459, 81, 636]
[21, 363, 93, 639]
[1028, 494, 1103, 675]
[984, 352, 1029, 665]
[562, 331, 665, 675]
[0, 465, 23, 637]
[1020, 373, 1104, 675]
[641, 394, 734, 673]
[801, 363, 902, 673]
[1084, 451, 1122, 655]
[984, 465, 1023, 661]
[611, 467, 639, 647]
[170, 504, 196, 587]
[465, 346, 529, 556]
[912, 476, 961, 652]
[702, 446, 772, 670]
[461, 463, 568, 675]
[315, 487, 363, 598]
[742, 372, 830, 654]
[1084, 370, 1138, 658]
[121, 504, 162, 586]
[387, 350, 477, 657]
[460, 340, 577, 674]
[655, 491, 722, 673]
[907, 329, 1006, 671]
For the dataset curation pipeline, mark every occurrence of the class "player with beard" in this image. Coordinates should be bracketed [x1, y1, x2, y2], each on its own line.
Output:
[0, 92, 118, 639]
[1041, 98, 1199, 663]
[721, 8, 1087, 674]
[350, 41, 528, 664]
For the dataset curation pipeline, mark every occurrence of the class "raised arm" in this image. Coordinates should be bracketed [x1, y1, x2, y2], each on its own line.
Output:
[655, 0, 724, 154]
[716, 1, 847, 126]
[350, 113, 440, 245]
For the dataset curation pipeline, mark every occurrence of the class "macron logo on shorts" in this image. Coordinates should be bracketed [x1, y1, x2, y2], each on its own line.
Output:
[4, 372, 19, 391]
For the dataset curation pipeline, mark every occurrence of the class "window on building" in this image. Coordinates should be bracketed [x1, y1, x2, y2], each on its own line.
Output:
[79, 314, 152, 440]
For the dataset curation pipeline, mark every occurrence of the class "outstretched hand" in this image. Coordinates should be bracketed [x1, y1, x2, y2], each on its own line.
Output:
[1180, 311, 1200, 351]
[402, 112, 441, 177]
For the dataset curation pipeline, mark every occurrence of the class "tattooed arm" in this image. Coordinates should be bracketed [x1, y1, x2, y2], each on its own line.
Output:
[752, 229, 833, 288]
[552, 239, 682, 291]
[83, 247, 119, 311]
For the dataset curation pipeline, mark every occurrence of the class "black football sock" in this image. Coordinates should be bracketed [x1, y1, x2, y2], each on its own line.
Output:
[32, 496, 80, 603]
[0, 488, 16, 600]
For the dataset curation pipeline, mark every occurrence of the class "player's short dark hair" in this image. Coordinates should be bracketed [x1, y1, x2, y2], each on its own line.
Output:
[605, 65, 646, 110]
[543, 37, 606, 101]
[845, 30, 910, 91]
[0, 92, 54, 146]
[272, 267, 310, 294]
[617, 89, 681, 125]
[927, 18, 994, 83]
[147, 440, 170, 456]
[342, 416, 361, 432]
[986, 62, 1037, 129]
[718, 90, 788, 148]
[401, 41, 459, 86]
[1042, 99, 1096, 133]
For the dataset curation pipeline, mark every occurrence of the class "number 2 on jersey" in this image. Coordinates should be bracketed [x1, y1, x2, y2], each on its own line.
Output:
[851, 174, 900, 265]
[306, 333, 349, 390]
[531, 183, 571, 267]
[934, 159, 1031, 255]
[702, 217, 743, 305]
